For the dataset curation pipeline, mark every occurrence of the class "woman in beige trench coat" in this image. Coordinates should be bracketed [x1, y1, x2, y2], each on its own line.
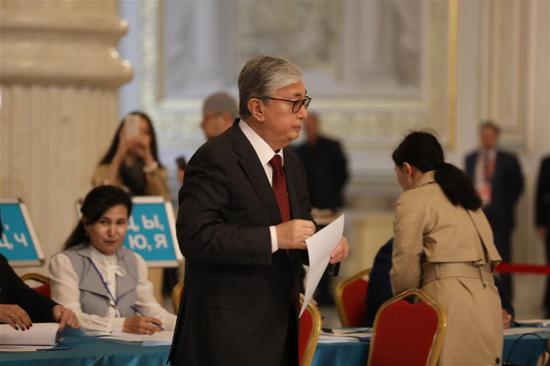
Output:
[390, 132, 503, 366]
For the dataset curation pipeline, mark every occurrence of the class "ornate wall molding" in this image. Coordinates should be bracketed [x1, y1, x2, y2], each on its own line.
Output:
[139, 0, 458, 155]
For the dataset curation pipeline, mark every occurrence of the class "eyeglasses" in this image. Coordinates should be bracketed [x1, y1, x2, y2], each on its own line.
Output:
[260, 96, 312, 113]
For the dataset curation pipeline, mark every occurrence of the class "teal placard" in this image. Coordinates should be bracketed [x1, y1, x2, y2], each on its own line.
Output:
[0, 199, 44, 266]
[123, 197, 181, 267]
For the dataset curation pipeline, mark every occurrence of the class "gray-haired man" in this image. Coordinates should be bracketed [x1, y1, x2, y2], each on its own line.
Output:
[169, 55, 349, 366]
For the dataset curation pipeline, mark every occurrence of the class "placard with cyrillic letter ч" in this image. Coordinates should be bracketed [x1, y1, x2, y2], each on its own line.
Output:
[0, 199, 44, 266]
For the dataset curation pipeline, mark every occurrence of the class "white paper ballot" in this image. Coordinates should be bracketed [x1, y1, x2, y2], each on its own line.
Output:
[300, 214, 345, 317]
[100, 330, 174, 344]
[0, 323, 58, 346]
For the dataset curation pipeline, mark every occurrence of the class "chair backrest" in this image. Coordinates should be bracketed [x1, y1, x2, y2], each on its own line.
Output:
[20, 273, 51, 298]
[368, 289, 447, 366]
[299, 298, 321, 366]
[335, 268, 370, 326]
[171, 282, 183, 313]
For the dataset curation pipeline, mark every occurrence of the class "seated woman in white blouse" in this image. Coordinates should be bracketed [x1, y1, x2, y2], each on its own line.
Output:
[49, 185, 176, 334]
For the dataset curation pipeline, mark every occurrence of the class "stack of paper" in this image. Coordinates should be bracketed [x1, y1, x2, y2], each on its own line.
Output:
[99, 330, 174, 346]
[514, 319, 550, 328]
[504, 327, 550, 336]
[301, 215, 345, 317]
[318, 327, 372, 343]
[0, 323, 58, 352]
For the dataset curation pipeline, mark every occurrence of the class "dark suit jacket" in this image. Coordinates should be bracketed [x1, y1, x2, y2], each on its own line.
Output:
[169, 121, 312, 366]
[364, 239, 514, 327]
[536, 156, 550, 229]
[293, 136, 348, 210]
[465, 150, 524, 231]
[0, 254, 56, 322]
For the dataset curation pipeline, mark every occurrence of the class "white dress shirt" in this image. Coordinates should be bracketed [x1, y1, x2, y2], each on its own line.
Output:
[239, 119, 284, 253]
[49, 248, 177, 333]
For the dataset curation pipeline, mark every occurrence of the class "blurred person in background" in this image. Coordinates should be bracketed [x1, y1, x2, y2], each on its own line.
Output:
[465, 121, 524, 299]
[92, 111, 170, 201]
[293, 111, 348, 212]
[201, 91, 239, 140]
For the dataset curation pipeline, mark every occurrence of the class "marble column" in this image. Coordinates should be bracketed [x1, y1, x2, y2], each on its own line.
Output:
[0, 0, 132, 273]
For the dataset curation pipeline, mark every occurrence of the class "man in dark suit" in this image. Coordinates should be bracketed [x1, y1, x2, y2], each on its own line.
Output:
[465, 121, 524, 298]
[536, 155, 550, 316]
[168, 55, 349, 366]
[293, 111, 349, 211]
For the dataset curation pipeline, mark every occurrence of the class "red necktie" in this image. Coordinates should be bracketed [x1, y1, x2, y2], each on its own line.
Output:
[269, 155, 291, 222]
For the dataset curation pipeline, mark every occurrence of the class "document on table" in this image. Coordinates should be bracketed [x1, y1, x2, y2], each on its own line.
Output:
[514, 318, 550, 327]
[99, 330, 174, 345]
[0, 322, 59, 351]
[0, 323, 58, 346]
[504, 327, 550, 336]
[300, 214, 345, 317]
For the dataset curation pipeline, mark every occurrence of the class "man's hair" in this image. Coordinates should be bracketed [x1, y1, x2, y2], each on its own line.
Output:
[480, 120, 501, 135]
[202, 92, 238, 118]
[238, 55, 303, 119]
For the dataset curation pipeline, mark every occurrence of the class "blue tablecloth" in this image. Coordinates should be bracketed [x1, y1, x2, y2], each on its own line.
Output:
[312, 330, 549, 366]
[0, 329, 168, 366]
[0, 328, 547, 366]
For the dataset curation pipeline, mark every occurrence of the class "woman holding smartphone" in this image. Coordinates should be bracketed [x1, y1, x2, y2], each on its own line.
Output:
[92, 111, 170, 200]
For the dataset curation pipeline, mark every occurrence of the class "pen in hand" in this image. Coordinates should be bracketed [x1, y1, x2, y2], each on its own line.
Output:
[124, 306, 165, 334]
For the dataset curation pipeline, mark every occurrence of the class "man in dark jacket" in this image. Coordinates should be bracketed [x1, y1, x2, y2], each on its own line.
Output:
[465, 121, 524, 298]
[293, 112, 349, 211]
[168, 55, 349, 366]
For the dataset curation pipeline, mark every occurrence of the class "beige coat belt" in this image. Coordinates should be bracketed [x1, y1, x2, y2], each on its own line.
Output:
[423, 262, 494, 287]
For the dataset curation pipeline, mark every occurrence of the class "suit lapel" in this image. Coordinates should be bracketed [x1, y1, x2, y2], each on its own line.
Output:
[231, 122, 282, 223]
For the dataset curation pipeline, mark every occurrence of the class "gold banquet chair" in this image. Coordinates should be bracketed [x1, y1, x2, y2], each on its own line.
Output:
[368, 289, 447, 366]
[20, 272, 51, 298]
[334, 268, 370, 327]
[299, 296, 322, 366]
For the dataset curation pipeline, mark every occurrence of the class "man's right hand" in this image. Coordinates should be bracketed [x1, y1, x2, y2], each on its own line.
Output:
[276, 220, 316, 250]
[0, 304, 32, 330]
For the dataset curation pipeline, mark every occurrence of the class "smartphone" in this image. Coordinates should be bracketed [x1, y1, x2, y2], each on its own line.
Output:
[123, 115, 141, 140]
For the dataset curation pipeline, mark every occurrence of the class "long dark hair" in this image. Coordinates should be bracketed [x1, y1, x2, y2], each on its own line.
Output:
[64, 185, 133, 249]
[392, 131, 482, 210]
[99, 111, 163, 167]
